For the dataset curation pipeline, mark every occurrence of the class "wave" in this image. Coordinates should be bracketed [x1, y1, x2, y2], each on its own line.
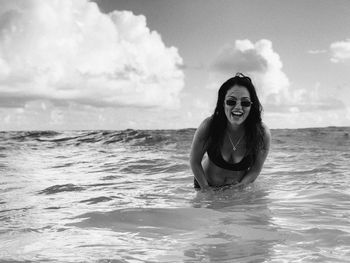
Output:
[102, 129, 176, 146]
[38, 184, 85, 195]
[79, 196, 114, 204]
[9, 130, 61, 141]
[0, 127, 349, 151]
[68, 207, 221, 233]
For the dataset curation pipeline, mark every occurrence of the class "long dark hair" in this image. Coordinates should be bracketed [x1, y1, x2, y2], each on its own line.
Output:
[208, 73, 265, 161]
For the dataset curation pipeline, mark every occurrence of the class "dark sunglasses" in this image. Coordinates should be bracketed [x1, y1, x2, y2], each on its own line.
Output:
[225, 99, 252, 107]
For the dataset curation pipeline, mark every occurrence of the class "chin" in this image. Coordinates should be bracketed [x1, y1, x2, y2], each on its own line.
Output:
[227, 116, 247, 126]
[227, 120, 243, 127]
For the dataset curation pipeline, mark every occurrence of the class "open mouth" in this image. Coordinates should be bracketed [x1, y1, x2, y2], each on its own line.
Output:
[231, 111, 243, 117]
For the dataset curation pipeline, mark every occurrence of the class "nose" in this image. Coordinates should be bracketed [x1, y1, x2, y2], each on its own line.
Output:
[233, 100, 243, 110]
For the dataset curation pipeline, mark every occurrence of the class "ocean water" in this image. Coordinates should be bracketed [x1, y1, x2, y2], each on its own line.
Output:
[0, 127, 349, 263]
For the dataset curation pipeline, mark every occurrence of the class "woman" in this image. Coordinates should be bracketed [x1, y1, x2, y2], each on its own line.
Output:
[190, 73, 270, 190]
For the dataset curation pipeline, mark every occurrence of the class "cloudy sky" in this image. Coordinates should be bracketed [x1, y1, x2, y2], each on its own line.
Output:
[1, 0, 350, 131]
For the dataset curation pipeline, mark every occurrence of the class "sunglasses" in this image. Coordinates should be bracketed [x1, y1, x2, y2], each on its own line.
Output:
[225, 99, 253, 107]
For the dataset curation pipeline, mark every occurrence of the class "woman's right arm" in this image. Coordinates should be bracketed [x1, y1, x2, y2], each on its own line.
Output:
[190, 117, 212, 190]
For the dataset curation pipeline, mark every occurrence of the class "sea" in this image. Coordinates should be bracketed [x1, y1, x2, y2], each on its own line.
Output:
[0, 127, 349, 263]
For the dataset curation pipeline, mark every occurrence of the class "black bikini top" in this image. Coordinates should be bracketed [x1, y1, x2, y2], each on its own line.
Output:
[207, 144, 253, 171]
[193, 142, 253, 189]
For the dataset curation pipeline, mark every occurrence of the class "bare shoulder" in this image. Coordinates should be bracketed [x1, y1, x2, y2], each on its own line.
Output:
[195, 116, 212, 139]
[190, 116, 213, 160]
[262, 122, 271, 138]
[261, 122, 271, 150]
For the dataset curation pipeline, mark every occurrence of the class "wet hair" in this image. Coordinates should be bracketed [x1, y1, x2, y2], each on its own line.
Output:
[208, 73, 265, 161]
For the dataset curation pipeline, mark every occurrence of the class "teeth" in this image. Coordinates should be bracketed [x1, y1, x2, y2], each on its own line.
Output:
[232, 112, 243, 116]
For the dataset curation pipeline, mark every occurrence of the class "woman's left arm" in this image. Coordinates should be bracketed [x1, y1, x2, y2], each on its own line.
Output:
[239, 123, 271, 186]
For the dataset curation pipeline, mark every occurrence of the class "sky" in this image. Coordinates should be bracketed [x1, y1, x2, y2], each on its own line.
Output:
[1, 0, 350, 131]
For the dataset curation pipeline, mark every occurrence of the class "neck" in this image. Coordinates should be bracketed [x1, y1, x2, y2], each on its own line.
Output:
[226, 123, 244, 135]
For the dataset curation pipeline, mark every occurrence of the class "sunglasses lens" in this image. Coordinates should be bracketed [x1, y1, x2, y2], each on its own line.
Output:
[226, 100, 252, 107]
[241, 101, 252, 107]
[226, 100, 236, 106]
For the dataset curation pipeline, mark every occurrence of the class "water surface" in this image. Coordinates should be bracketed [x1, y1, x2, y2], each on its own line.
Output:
[1, 127, 349, 262]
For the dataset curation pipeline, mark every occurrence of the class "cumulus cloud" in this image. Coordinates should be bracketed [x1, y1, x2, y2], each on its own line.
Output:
[330, 39, 350, 63]
[208, 39, 349, 115]
[211, 41, 268, 73]
[0, 0, 184, 109]
[210, 39, 290, 104]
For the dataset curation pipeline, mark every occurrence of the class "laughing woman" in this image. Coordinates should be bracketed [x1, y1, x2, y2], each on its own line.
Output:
[190, 73, 271, 190]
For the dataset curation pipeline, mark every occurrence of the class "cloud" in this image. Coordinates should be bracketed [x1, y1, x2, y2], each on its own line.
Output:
[0, 0, 184, 109]
[265, 107, 350, 129]
[211, 41, 268, 73]
[330, 39, 350, 63]
[209, 39, 290, 103]
[208, 39, 350, 116]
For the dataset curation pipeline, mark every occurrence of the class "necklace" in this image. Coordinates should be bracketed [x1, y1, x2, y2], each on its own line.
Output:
[227, 132, 244, 151]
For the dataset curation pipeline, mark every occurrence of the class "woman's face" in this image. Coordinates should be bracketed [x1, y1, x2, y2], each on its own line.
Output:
[223, 85, 252, 127]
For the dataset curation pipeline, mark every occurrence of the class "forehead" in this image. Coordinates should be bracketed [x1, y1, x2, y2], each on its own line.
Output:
[225, 85, 250, 98]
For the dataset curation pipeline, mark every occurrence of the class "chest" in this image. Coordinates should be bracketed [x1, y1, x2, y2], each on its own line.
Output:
[221, 138, 247, 164]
